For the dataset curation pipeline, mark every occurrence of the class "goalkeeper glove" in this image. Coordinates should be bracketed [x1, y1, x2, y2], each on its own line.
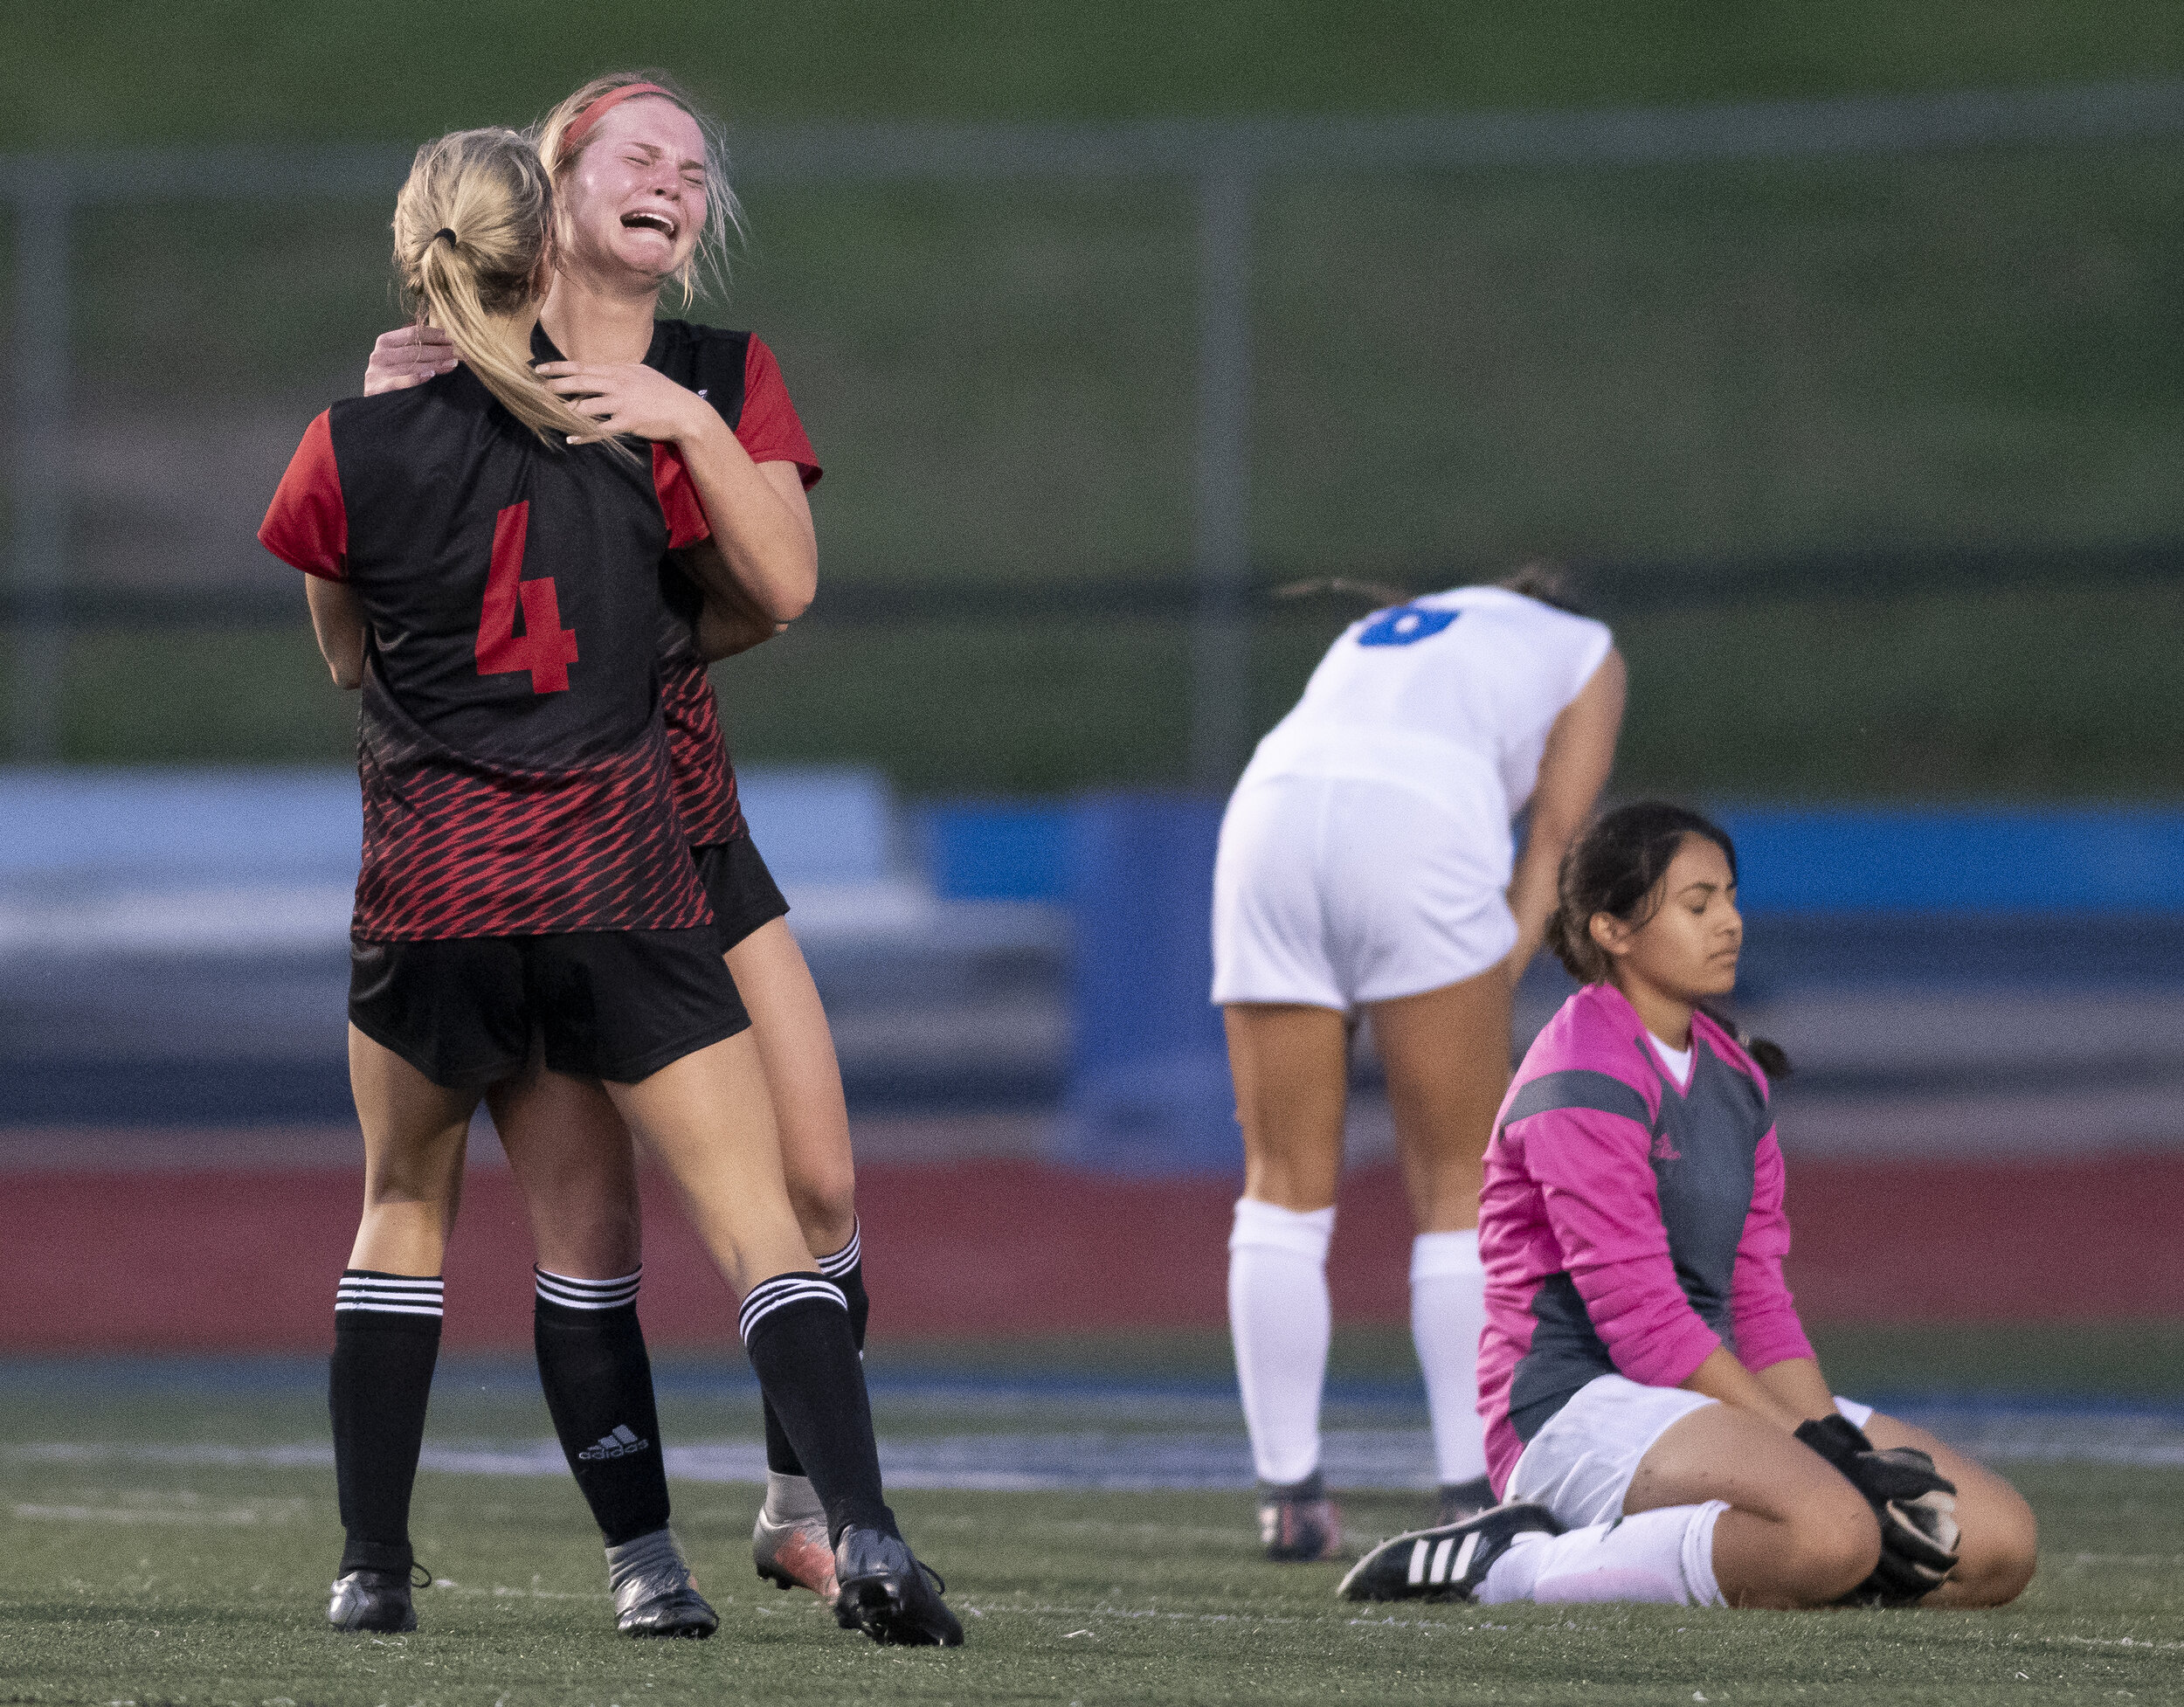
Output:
[1794, 1414, 1960, 1607]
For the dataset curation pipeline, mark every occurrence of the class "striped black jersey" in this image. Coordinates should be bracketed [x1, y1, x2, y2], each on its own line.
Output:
[259, 363, 714, 941]
[540, 320, 821, 850]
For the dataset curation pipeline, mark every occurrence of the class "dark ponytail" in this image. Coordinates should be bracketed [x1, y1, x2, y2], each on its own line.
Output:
[1697, 1002, 1792, 1081]
[1546, 801, 1793, 1078]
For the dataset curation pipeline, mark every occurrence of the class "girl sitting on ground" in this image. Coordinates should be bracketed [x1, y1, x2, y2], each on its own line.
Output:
[1341, 802, 2037, 1610]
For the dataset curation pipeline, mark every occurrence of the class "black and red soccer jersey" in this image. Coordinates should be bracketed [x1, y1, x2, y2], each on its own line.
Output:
[536, 321, 822, 850]
[259, 365, 715, 941]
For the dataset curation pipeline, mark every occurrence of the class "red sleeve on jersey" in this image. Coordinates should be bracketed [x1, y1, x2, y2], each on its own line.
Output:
[737, 335, 822, 489]
[258, 411, 348, 580]
[650, 442, 713, 549]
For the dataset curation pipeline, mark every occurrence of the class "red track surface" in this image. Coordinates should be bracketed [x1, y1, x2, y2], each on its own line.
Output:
[4, 1156, 2179, 1354]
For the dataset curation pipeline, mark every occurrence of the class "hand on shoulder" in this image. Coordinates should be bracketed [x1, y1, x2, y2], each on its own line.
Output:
[363, 325, 459, 396]
[536, 360, 715, 446]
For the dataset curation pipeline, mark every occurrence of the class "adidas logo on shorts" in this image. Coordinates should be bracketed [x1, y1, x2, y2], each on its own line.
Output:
[577, 1424, 651, 1462]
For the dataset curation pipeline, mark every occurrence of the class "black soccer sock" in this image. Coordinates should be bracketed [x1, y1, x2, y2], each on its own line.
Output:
[740, 1270, 893, 1545]
[533, 1267, 672, 1548]
[761, 1221, 866, 1479]
[329, 1270, 444, 1576]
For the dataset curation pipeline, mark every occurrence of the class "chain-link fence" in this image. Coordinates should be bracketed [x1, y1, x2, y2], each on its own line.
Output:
[7, 82, 2183, 792]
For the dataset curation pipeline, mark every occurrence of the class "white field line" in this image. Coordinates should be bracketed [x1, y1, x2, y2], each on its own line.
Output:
[10, 1406, 2184, 1493]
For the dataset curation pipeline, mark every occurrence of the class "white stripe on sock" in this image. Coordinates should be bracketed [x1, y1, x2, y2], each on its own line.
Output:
[335, 1274, 444, 1317]
[737, 1275, 847, 1342]
[818, 1219, 861, 1278]
[534, 1267, 641, 1309]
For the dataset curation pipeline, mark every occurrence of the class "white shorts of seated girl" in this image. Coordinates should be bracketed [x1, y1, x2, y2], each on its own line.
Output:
[1510, 1372, 1876, 1529]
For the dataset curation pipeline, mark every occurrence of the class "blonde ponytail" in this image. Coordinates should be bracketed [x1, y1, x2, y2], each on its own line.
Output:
[391, 128, 619, 453]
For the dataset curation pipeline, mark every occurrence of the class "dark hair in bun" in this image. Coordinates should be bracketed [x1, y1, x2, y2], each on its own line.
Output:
[1545, 801, 1791, 1078]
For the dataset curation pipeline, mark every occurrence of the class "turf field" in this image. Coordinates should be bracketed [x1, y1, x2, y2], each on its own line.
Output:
[4, 1350, 2183, 1705]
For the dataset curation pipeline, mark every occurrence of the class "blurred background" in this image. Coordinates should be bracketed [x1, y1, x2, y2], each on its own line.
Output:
[2, 3, 2181, 1381]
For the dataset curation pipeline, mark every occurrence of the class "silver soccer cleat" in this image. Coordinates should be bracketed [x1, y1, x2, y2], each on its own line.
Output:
[606, 1527, 719, 1639]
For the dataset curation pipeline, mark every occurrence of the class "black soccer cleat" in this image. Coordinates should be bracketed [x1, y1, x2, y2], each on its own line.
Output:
[1258, 1471, 1344, 1562]
[1337, 1503, 1562, 1603]
[328, 1568, 418, 1633]
[832, 1527, 965, 1648]
[618, 1579, 720, 1639]
[607, 1528, 720, 1639]
[1435, 1475, 1497, 1527]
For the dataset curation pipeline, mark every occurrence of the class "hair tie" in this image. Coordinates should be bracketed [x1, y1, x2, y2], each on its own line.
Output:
[431, 228, 459, 246]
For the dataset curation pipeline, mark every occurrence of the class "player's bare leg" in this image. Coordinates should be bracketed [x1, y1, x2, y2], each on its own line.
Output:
[1223, 1001, 1350, 1558]
[723, 917, 861, 1600]
[1369, 968, 1511, 1235]
[1622, 1400, 1882, 1608]
[1367, 967, 1512, 1518]
[347, 1025, 474, 1275]
[1861, 1411, 2037, 1607]
[728, 918, 856, 1254]
[489, 1062, 644, 1277]
[1226, 1002, 1350, 1212]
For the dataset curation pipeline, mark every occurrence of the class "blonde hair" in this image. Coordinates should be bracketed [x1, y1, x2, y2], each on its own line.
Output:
[392, 128, 608, 452]
[535, 71, 746, 308]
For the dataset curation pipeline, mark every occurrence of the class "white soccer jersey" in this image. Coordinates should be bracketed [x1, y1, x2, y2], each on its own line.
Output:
[1238, 586, 1614, 834]
[1211, 587, 1613, 1009]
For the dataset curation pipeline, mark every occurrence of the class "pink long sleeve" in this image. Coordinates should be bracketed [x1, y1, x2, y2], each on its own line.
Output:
[1525, 1107, 1724, 1391]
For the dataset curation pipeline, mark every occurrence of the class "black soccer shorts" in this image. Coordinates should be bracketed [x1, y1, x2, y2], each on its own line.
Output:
[349, 929, 750, 1089]
[695, 834, 791, 953]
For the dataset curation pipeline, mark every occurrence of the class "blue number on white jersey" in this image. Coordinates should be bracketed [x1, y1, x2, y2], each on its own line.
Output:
[1357, 605, 1459, 648]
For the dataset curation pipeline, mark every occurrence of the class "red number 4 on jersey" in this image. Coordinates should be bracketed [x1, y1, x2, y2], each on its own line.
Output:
[475, 501, 579, 694]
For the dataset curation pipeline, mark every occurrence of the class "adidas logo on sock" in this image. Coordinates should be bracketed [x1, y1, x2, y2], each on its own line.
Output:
[577, 1424, 651, 1462]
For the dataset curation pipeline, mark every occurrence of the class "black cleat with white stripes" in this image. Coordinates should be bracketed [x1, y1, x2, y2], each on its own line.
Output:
[1337, 1503, 1563, 1602]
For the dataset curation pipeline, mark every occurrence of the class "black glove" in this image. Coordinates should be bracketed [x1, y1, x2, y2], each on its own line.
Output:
[1794, 1416, 1960, 1607]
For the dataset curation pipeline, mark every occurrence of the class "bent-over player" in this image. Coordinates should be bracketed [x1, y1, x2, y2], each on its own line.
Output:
[1212, 570, 1623, 1558]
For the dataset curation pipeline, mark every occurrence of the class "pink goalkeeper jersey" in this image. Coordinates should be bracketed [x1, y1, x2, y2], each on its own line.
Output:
[1476, 982, 1814, 1493]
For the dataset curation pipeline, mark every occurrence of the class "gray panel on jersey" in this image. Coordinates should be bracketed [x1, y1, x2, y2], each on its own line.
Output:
[1504, 1045, 1773, 1445]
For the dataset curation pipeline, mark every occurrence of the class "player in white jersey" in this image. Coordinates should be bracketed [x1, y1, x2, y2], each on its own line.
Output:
[1212, 567, 1626, 1560]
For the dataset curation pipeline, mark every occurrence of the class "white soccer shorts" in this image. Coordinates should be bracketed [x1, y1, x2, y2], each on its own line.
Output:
[1508, 1373, 1879, 1529]
[1211, 774, 1518, 1012]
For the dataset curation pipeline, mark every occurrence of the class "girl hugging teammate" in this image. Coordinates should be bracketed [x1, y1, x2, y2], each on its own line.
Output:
[259, 125, 958, 1647]
[1341, 804, 2037, 1612]
[359, 76, 870, 1616]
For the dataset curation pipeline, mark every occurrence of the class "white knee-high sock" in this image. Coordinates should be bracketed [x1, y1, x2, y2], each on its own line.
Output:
[1228, 1198, 1336, 1487]
[1478, 1502, 1729, 1607]
[1410, 1229, 1488, 1484]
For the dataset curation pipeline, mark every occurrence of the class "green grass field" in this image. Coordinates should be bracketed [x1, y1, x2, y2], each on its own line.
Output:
[5, 1330, 2184, 1705]
[7, 1462, 2181, 1706]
